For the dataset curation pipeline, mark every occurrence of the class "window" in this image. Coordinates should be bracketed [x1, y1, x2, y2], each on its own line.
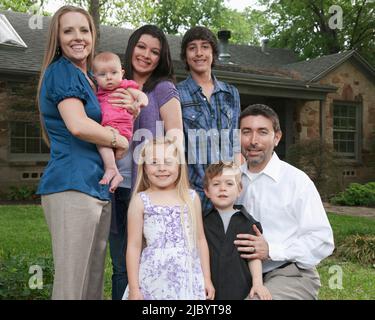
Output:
[333, 102, 361, 160]
[10, 122, 49, 154]
[0, 14, 27, 48]
[21, 171, 43, 180]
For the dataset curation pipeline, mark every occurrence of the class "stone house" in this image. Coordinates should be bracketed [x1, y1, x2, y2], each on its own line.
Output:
[0, 10, 374, 195]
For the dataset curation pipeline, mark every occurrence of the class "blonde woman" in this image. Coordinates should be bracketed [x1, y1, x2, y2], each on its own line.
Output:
[36, 6, 131, 299]
[123, 138, 215, 300]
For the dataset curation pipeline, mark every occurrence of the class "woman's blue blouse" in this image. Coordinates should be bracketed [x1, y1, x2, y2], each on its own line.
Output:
[37, 56, 110, 201]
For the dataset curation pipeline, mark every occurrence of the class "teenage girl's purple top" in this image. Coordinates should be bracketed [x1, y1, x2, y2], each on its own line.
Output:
[130, 80, 180, 185]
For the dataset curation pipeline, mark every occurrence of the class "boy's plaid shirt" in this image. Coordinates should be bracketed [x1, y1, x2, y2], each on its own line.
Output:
[177, 75, 241, 214]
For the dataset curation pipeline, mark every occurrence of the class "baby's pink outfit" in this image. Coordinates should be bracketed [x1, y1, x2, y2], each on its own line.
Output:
[97, 79, 139, 140]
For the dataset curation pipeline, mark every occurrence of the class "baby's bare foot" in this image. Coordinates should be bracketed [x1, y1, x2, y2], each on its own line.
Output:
[99, 168, 123, 193]
[109, 173, 124, 193]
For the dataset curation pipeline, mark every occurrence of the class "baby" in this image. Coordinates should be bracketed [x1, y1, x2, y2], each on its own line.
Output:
[93, 51, 148, 192]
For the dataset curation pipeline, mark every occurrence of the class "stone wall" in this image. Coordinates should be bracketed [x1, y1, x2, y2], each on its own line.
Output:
[296, 60, 375, 186]
[294, 100, 320, 141]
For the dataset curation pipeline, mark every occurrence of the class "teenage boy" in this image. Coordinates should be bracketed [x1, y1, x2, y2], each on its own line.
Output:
[177, 27, 241, 214]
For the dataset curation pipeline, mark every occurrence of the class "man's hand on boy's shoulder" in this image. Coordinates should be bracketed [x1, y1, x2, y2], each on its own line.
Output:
[234, 225, 269, 260]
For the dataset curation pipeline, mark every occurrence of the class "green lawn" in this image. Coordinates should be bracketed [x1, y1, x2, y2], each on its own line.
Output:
[0, 205, 112, 299]
[0, 205, 374, 300]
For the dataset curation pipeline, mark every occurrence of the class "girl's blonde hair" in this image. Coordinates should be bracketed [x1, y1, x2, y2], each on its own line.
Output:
[36, 5, 97, 146]
[133, 137, 198, 246]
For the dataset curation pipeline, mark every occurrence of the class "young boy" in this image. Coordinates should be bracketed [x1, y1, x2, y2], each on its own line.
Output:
[203, 161, 272, 300]
[93, 51, 148, 192]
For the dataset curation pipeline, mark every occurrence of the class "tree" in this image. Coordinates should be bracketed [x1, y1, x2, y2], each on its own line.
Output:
[115, 0, 226, 34]
[65, 0, 145, 27]
[0, 0, 48, 13]
[258, 0, 375, 65]
[88, 0, 100, 42]
[210, 7, 270, 45]
[65, 0, 129, 44]
[64, 0, 264, 46]
[118, 0, 265, 44]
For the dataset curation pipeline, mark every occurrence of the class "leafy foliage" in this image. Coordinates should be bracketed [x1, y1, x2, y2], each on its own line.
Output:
[0, 0, 37, 12]
[62, 0, 265, 45]
[6, 186, 38, 201]
[63, 0, 124, 26]
[0, 0, 50, 14]
[126, 0, 225, 34]
[258, 0, 375, 65]
[331, 182, 375, 207]
[210, 7, 269, 45]
[63, 0, 224, 30]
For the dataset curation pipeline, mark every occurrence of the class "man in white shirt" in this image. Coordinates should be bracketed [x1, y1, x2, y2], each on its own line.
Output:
[235, 104, 334, 300]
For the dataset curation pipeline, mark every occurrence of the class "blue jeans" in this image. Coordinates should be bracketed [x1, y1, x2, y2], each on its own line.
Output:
[109, 187, 131, 300]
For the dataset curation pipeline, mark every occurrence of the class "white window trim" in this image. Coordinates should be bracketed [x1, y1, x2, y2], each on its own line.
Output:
[8, 121, 49, 161]
[332, 101, 362, 163]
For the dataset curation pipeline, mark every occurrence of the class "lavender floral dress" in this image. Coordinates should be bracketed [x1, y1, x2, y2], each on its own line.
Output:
[123, 190, 206, 300]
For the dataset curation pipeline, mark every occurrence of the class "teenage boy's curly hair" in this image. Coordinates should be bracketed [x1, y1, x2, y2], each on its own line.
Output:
[180, 26, 218, 71]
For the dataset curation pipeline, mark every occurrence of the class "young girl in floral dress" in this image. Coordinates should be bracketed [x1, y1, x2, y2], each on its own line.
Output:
[123, 137, 215, 300]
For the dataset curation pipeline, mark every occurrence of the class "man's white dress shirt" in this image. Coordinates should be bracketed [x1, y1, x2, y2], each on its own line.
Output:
[237, 153, 334, 273]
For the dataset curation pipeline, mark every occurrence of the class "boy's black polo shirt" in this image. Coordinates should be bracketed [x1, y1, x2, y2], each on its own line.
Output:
[204, 205, 262, 300]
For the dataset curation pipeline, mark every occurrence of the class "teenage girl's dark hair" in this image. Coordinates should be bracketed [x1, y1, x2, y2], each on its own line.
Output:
[124, 25, 175, 93]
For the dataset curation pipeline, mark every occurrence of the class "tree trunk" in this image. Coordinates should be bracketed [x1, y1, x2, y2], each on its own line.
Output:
[309, 1, 341, 54]
[89, 0, 101, 47]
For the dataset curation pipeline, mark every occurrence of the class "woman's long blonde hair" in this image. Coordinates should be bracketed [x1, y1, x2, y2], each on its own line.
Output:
[133, 137, 198, 246]
[36, 5, 97, 145]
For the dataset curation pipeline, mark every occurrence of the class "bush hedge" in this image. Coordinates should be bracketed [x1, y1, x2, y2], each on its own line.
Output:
[331, 182, 375, 207]
[5, 186, 38, 201]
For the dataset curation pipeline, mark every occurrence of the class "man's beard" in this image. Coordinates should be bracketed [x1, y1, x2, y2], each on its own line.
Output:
[242, 147, 265, 168]
[247, 154, 265, 168]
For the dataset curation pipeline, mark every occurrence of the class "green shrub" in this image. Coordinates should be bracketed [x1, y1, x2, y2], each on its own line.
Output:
[0, 252, 53, 300]
[6, 186, 38, 201]
[336, 234, 375, 266]
[331, 182, 375, 207]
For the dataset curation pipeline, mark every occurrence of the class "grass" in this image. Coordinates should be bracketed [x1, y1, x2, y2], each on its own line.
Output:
[318, 258, 375, 300]
[327, 214, 375, 244]
[0, 206, 51, 257]
[317, 214, 375, 300]
[0, 205, 113, 299]
[0, 205, 374, 300]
